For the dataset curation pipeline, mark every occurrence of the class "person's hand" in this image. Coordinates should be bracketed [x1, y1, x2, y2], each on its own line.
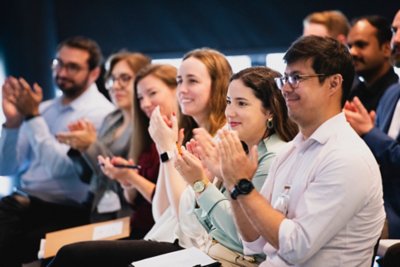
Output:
[98, 155, 139, 188]
[2, 77, 23, 128]
[148, 106, 178, 152]
[193, 128, 222, 178]
[174, 146, 209, 185]
[56, 120, 97, 151]
[217, 129, 258, 190]
[67, 120, 87, 131]
[343, 97, 374, 136]
[7, 76, 42, 117]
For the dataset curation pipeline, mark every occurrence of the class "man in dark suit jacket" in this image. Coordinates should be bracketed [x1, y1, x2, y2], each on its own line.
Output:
[344, 9, 400, 238]
[347, 15, 398, 112]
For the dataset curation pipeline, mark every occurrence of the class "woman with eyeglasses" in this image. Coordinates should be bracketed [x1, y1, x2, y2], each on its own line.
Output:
[56, 52, 151, 236]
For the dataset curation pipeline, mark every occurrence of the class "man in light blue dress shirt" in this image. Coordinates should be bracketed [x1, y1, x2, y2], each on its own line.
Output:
[0, 36, 114, 266]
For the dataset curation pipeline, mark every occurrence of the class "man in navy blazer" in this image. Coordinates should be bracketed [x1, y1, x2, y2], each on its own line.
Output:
[344, 9, 400, 238]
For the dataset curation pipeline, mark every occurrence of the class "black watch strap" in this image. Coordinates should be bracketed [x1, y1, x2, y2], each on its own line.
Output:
[230, 179, 254, 200]
[230, 187, 240, 200]
[24, 114, 39, 121]
[160, 151, 172, 163]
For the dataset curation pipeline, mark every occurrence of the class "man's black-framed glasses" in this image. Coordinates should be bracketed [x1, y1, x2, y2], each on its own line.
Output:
[51, 58, 87, 76]
[274, 74, 327, 90]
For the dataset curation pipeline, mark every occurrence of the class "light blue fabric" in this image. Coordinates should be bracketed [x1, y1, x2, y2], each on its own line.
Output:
[0, 84, 114, 205]
[194, 133, 287, 253]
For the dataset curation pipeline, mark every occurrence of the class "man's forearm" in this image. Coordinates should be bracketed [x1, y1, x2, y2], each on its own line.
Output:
[236, 190, 285, 249]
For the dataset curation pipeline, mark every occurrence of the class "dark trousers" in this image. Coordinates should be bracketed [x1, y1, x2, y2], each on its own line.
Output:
[47, 239, 183, 267]
[380, 243, 400, 267]
[0, 194, 89, 267]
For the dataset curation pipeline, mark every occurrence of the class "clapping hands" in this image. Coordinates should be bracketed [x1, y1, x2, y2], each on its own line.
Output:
[343, 96, 375, 136]
[56, 119, 97, 151]
[217, 129, 258, 190]
[2, 76, 42, 127]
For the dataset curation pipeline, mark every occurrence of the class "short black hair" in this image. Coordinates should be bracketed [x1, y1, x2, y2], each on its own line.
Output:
[57, 36, 103, 70]
[283, 35, 355, 107]
[351, 15, 392, 46]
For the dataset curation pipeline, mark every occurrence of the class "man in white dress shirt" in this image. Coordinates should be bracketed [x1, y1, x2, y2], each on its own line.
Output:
[218, 35, 385, 266]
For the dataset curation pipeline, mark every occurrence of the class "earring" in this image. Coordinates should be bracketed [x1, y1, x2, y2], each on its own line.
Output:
[267, 117, 273, 129]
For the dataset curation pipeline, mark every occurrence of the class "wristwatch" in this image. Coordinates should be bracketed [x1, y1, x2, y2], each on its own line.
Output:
[230, 179, 254, 200]
[160, 151, 173, 163]
[193, 180, 207, 193]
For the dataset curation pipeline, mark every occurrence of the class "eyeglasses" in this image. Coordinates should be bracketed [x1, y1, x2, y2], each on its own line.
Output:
[391, 26, 397, 35]
[105, 74, 133, 90]
[51, 58, 87, 76]
[274, 74, 327, 90]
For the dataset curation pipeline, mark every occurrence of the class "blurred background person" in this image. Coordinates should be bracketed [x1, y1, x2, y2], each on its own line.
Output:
[56, 52, 151, 228]
[344, 10, 400, 239]
[0, 36, 114, 266]
[303, 10, 350, 44]
[347, 15, 398, 111]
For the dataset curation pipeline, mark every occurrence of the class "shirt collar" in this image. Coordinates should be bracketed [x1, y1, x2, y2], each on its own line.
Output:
[69, 83, 99, 110]
[56, 83, 99, 111]
[293, 112, 345, 147]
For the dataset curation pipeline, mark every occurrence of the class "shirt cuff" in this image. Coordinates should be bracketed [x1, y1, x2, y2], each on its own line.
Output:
[0, 126, 19, 147]
[24, 115, 46, 132]
[278, 218, 296, 256]
[197, 183, 227, 213]
[1, 125, 19, 135]
[242, 235, 266, 255]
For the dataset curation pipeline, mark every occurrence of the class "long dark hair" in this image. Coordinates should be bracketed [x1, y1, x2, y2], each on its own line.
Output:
[230, 66, 298, 142]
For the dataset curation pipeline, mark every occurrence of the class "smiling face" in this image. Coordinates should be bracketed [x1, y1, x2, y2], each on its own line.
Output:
[225, 79, 270, 146]
[177, 57, 212, 125]
[347, 19, 390, 77]
[136, 74, 177, 118]
[108, 60, 135, 111]
[282, 59, 333, 132]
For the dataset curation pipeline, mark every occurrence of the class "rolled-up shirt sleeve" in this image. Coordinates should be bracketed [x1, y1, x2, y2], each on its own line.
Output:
[242, 235, 267, 255]
[275, 150, 383, 265]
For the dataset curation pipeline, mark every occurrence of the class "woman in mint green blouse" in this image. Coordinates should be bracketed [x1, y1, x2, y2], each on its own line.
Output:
[174, 66, 298, 264]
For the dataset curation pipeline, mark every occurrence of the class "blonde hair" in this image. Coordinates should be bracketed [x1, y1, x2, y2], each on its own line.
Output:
[180, 48, 232, 144]
[130, 64, 178, 161]
[303, 10, 350, 38]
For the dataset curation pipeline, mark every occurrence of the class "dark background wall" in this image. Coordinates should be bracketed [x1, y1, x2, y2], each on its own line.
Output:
[0, 0, 399, 99]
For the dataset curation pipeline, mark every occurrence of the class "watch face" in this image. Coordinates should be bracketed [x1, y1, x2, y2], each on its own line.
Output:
[160, 152, 170, 163]
[193, 180, 206, 193]
[238, 179, 254, 194]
